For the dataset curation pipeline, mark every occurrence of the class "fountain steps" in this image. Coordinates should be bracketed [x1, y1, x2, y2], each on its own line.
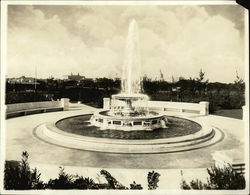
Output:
[33, 122, 223, 154]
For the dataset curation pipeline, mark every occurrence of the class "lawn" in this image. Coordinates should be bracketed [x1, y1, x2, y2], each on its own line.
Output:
[213, 109, 243, 120]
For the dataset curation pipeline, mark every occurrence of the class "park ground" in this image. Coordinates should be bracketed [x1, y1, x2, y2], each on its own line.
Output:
[4, 103, 246, 189]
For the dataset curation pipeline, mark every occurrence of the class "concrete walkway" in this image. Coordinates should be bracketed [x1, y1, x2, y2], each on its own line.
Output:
[4, 103, 246, 189]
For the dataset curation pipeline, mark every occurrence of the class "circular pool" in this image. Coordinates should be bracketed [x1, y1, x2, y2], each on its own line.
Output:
[34, 113, 222, 154]
[56, 114, 202, 139]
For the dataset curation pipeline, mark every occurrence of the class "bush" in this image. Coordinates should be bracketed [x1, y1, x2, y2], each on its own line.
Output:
[100, 169, 128, 189]
[180, 179, 191, 190]
[180, 164, 246, 190]
[130, 181, 143, 190]
[4, 151, 145, 190]
[4, 151, 45, 190]
[46, 167, 75, 189]
[147, 171, 160, 190]
[74, 176, 95, 189]
[207, 164, 245, 189]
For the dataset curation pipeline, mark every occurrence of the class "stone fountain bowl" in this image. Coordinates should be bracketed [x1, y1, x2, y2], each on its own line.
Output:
[90, 110, 167, 131]
[112, 93, 149, 101]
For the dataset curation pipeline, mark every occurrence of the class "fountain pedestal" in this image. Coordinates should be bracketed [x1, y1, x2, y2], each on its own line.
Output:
[90, 93, 167, 131]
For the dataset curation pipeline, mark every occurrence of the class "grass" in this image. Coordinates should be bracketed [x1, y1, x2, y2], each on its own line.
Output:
[56, 115, 201, 140]
[213, 109, 243, 120]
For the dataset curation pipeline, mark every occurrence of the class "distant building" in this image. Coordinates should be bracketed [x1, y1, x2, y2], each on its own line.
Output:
[7, 76, 39, 85]
[62, 73, 85, 81]
[172, 86, 181, 92]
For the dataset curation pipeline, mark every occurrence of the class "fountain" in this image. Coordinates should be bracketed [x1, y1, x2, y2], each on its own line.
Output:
[34, 20, 219, 154]
[90, 20, 167, 131]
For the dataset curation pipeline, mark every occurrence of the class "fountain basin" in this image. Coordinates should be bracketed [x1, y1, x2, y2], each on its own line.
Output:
[56, 114, 202, 139]
[33, 114, 223, 154]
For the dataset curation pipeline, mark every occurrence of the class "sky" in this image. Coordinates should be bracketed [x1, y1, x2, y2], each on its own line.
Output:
[7, 4, 246, 83]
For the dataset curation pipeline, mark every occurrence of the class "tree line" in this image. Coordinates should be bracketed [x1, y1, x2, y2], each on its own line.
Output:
[6, 70, 245, 113]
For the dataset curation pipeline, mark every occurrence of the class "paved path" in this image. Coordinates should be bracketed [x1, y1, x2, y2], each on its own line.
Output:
[5, 104, 245, 169]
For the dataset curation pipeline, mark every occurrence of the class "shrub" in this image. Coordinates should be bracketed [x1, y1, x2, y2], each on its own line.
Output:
[74, 176, 95, 189]
[100, 169, 128, 189]
[4, 151, 44, 190]
[4, 151, 143, 190]
[180, 179, 191, 190]
[147, 171, 160, 190]
[207, 164, 245, 189]
[180, 164, 246, 190]
[130, 181, 143, 190]
[46, 167, 74, 189]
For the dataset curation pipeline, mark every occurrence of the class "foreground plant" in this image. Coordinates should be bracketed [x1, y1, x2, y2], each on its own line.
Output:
[100, 169, 128, 189]
[147, 170, 161, 190]
[180, 164, 245, 190]
[4, 151, 149, 190]
[4, 151, 44, 190]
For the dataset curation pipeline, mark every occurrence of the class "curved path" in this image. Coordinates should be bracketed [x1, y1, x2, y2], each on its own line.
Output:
[5, 104, 244, 169]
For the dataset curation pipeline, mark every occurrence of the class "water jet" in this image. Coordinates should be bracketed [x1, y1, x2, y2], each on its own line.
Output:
[90, 19, 167, 131]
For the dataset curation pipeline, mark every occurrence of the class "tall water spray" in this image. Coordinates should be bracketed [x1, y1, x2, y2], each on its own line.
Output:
[121, 19, 142, 94]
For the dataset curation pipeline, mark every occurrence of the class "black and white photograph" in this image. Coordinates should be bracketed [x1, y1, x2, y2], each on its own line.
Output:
[0, 0, 249, 194]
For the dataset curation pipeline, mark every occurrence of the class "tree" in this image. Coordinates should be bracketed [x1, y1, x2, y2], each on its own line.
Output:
[234, 70, 245, 92]
[197, 69, 205, 82]
[171, 75, 176, 83]
[195, 69, 209, 96]
[159, 69, 164, 81]
[234, 70, 244, 85]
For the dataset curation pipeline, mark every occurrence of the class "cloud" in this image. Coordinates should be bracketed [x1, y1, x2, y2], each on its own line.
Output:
[76, 14, 117, 44]
[7, 5, 121, 79]
[118, 5, 244, 82]
[7, 5, 245, 83]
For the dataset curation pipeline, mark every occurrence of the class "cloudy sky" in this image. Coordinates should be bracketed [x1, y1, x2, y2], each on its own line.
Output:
[7, 4, 246, 83]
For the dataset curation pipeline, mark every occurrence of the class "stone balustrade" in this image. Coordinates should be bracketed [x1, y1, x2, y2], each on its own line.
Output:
[147, 101, 209, 115]
[6, 98, 69, 118]
[103, 98, 209, 116]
